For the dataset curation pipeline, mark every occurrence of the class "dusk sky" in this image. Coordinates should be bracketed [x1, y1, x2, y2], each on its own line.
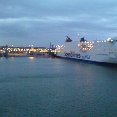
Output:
[0, 0, 117, 47]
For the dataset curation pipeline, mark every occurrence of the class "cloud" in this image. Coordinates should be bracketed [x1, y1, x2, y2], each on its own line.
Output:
[0, 0, 117, 46]
[0, 16, 74, 24]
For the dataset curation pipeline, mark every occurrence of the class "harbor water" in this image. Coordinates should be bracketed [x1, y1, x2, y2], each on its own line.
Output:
[0, 57, 117, 117]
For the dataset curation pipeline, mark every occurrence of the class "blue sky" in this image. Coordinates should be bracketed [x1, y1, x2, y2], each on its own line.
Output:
[0, 0, 117, 47]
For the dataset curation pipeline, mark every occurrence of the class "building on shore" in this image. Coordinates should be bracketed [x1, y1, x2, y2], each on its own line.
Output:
[0, 46, 56, 57]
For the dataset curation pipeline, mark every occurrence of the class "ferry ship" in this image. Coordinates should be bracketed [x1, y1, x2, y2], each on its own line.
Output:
[56, 36, 117, 65]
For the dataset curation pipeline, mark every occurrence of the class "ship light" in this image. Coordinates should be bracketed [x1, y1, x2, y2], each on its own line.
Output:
[107, 37, 111, 41]
[78, 44, 80, 47]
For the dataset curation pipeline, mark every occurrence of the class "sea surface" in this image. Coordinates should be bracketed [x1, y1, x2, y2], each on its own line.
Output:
[0, 57, 117, 117]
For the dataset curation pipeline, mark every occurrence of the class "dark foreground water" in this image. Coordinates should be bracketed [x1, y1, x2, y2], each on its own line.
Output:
[0, 57, 117, 117]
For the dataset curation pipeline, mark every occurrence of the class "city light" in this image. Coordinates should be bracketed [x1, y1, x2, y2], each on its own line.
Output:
[0, 46, 57, 57]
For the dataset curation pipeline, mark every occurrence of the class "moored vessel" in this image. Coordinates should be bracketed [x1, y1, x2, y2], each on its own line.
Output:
[56, 36, 117, 65]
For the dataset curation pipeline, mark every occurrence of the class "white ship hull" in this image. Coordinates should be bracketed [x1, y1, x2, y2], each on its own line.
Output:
[56, 37, 117, 65]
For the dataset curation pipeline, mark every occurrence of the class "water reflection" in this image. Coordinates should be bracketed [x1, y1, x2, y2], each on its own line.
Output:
[28, 57, 34, 60]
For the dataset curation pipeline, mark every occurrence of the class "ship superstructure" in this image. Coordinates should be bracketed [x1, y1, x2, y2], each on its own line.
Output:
[56, 36, 117, 64]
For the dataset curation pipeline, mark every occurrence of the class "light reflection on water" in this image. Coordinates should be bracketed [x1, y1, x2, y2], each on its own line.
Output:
[28, 57, 35, 60]
[0, 57, 117, 117]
